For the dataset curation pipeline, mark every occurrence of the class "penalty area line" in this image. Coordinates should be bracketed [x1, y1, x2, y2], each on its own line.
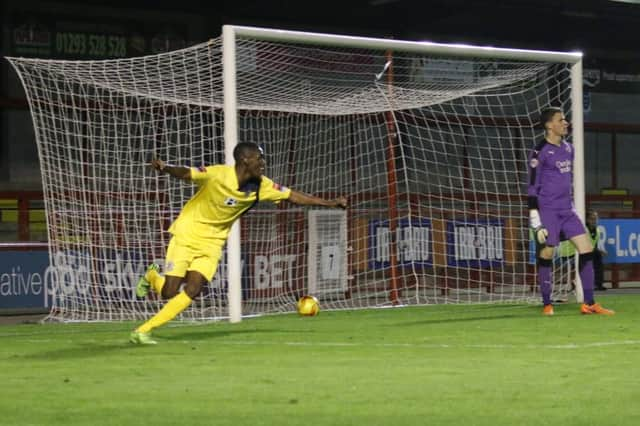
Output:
[3, 339, 640, 350]
[212, 339, 640, 350]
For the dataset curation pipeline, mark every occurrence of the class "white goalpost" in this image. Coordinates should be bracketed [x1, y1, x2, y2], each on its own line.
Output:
[6, 25, 584, 322]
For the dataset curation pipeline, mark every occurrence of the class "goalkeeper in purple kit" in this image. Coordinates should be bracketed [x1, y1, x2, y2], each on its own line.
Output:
[528, 107, 614, 316]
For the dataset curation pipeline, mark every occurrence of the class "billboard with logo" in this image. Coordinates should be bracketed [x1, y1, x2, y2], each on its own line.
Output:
[447, 219, 505, 267]
[598, 219, 640, 264]
[368, 219, 432, 270]
[0, 249, 50, 310]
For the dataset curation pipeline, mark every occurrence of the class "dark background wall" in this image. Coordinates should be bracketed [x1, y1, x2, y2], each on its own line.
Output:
[1, 0, 639, 191]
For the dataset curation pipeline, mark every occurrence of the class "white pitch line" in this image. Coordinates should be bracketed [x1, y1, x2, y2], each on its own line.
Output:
[212, 339, 640, 350]
[8, 338, 637, 350]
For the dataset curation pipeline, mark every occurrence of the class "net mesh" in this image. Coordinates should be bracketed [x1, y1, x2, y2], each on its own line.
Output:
[7, 31, 577, 321]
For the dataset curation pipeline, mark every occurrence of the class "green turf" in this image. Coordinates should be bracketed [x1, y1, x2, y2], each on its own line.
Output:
[1, 295, 638, 426]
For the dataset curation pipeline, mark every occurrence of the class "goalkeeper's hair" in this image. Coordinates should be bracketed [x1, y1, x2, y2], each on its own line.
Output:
[539, 106, 564, 129]
[233, 142, 262, 162]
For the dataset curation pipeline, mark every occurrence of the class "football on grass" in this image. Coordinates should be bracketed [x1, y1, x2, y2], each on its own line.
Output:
[297, 295, 320, 316]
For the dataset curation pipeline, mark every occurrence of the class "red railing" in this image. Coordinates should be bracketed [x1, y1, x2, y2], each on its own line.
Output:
[0, 191, 45, 241]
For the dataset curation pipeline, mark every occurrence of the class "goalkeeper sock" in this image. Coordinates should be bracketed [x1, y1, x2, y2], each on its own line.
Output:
[147, 268, 165, 295]
[537, 258, 552, 306]
[136, 291, 192, 334]
[579, 252, 595, 305]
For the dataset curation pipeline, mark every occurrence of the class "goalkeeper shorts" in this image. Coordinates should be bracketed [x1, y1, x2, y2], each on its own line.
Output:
[539, 208, 586, 247]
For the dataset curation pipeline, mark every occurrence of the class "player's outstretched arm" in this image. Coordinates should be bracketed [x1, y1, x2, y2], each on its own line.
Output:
[150, 159, 192, 181]
[288, 189, 347, 209]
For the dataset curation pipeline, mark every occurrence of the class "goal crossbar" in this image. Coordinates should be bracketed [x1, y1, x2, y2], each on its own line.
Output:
[229, 25, 583, 63]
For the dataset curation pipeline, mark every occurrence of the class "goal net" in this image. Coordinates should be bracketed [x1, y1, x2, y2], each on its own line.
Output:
[6, 26, 583, 321]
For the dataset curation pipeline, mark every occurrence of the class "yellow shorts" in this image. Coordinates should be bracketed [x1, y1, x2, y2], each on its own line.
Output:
[164, 236, 224, 282]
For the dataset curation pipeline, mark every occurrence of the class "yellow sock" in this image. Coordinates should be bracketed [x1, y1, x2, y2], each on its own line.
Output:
[146, 268, 165, 295]
[136, 291, 192, 333]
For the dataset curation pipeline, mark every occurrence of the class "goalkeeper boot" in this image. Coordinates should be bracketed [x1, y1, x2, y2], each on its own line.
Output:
[542, 304, 554, 316]
[129, 330, 157, 345]
[136, 263, 159, 298]
[580, 303, 615, 315]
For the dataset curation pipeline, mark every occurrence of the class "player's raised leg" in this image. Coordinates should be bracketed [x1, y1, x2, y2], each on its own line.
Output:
[136, 238, 185, 299]
[135, 263, 162, 298]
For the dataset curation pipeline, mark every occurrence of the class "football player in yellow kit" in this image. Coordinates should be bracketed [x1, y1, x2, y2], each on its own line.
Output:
[130, 142, 347, 344]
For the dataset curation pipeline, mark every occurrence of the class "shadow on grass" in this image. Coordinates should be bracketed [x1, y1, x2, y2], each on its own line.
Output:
[160, 326, 295, 342]
[20, 327, 283, 361]
[389, 311, 532, 327]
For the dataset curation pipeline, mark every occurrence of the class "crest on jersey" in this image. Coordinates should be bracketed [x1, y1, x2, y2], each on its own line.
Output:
[197, 165, 206, 172]
[166, 261, 174, 272]
[565, 145, 572, 153]
[224, 197, 238, 206]
[529, 158, 538, 168]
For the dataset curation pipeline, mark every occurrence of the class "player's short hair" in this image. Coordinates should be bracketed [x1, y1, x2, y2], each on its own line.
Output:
[539, 106, 564, 129]
[233, 142, 263, 162]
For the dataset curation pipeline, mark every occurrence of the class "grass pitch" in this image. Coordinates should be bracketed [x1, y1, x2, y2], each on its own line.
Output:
[1, 295, 639, 426]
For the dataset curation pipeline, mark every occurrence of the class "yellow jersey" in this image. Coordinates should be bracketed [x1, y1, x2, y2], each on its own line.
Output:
[168, 165, 291, 245]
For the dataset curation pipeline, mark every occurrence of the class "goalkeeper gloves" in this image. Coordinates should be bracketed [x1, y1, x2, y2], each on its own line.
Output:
[529, 209, 548, 245]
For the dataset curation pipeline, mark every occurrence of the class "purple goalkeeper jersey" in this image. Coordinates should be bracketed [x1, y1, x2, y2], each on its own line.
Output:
[527, 138, 574, 211]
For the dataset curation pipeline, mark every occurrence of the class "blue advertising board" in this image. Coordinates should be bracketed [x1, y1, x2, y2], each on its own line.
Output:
[0, 247, 149, 311]
[598, 219, 640, 264]
[527, 219, 640, 264]
[0, 249, 50, 310]
[369, 218, 432, 270]
[447, 219, 505, 267]
[0, 245, 293, 311]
